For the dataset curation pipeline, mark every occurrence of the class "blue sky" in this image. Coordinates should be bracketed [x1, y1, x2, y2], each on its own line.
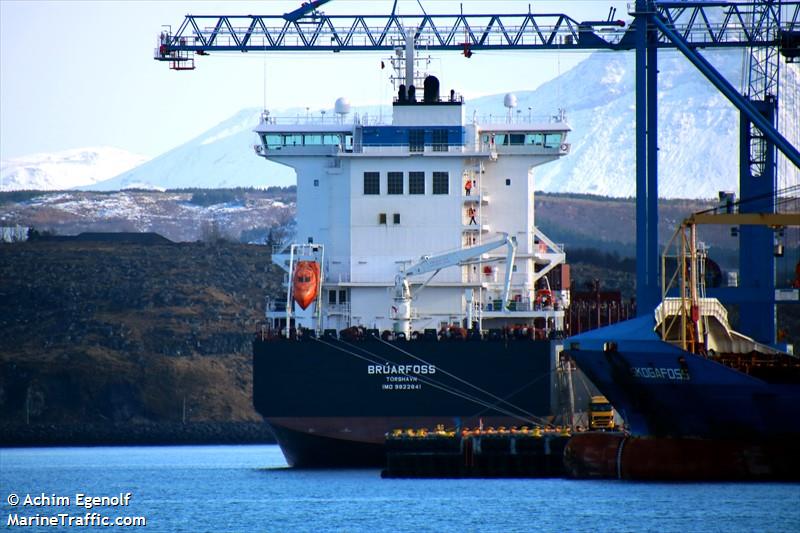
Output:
[0, 0, 629, 159]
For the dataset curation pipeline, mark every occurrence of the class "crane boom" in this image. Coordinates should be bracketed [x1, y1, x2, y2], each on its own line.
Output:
[154, 2, 800, 61]
[283, 0, 334, 23]
[393, 235, 517, 338]
[404, 234, 515, 278]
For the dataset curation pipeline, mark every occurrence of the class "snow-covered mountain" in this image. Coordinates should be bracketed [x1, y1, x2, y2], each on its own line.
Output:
[487, 50, 799, 198]
[9, 50, 797, 198]
[85, 109, 295, 191]
[0, 147, 150, 191]
[101, 48, 796, 198]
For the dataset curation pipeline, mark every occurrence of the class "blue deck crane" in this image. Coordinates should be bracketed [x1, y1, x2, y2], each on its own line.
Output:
[154, 1, 800, 344]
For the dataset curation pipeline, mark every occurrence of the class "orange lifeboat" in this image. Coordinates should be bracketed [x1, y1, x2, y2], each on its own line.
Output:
[292, 261, 320, 310]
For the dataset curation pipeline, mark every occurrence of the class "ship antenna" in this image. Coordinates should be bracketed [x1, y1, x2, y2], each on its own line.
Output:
[262, 43, 268, 113]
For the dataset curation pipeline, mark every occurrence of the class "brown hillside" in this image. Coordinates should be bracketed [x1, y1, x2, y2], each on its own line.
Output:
[0, 240, 283, 426]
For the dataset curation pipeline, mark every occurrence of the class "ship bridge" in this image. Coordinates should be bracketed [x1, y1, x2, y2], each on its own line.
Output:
[253, 110, 570, 158]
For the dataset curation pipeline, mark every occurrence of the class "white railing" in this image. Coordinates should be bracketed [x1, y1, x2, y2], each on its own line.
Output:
[478, 141, 565, 152]
[355, 144, 469, 155]
[326, 302, 351, 315]
[463, 215, 488, 228]
[463, 187, 490, 199]
[474, 112, 567, 125]
[260, 112, 390, 127]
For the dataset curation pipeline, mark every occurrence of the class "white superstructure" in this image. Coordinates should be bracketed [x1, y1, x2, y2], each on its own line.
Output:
[255, 57, 571, 338]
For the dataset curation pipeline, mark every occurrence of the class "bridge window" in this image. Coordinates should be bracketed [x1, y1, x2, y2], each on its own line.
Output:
[283, 134, 303, 146]
[433, 172, 449, 195]
[509, 134, 525, 145]
[409, 130, 424, 152]
[387, 172, 404, 195]
[323, 134, 340, 146]
[364, 172, 380, 195]
[263, 134, 282, 148]
[544, 133, 562, 148]
[304, 134, 322, 145]
[432, 129, 449, 152]
[409, 172, 425, 194]
[525, 133, 544, 146]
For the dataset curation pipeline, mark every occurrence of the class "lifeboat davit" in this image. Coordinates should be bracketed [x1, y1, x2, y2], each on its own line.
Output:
[292, 261, 320, 310]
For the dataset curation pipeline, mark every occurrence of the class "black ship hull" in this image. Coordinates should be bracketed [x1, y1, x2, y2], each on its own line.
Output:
[254, 335, 559, 467]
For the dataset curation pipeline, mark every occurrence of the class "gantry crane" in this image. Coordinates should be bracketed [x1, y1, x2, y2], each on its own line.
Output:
[155, 1, 800, 344]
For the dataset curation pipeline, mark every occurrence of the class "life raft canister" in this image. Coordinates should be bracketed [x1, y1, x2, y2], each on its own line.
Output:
[292, 261, 320, 310]
[535, 289, 553, 307]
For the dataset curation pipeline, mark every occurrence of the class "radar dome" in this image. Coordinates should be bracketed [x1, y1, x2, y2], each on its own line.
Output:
[334, 97, 351, 115]
[503, 93, 518, 108]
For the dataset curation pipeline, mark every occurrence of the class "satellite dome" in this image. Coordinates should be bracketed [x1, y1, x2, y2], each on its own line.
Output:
[503, 93, 518, 108]
[334, 97, 351, 115]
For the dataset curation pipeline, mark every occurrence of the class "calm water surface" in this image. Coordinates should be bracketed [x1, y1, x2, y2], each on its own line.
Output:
[1, 445, 798, 532]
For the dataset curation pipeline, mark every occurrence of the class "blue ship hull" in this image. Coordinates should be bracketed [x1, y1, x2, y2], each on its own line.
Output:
[565, 316, 800, 440]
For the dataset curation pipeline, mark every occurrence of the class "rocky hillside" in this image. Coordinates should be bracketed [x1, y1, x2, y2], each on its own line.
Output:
[0, 239, 284, 428]
[0, 188, 295, 243]
[534, 193, 738, 266]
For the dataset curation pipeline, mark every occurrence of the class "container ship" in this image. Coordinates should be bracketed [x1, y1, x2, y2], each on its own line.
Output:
[565, 219, 800, 442]
[251, 40, 575, 467]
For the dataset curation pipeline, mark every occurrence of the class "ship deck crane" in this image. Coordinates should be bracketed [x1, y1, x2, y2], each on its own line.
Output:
[393, 234, 516, 338]
[662, 191, 800, 354]
[154, 1, 800, 344]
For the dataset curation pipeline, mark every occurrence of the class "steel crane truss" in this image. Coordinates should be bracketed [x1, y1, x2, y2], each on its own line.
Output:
[155, 2, 800, 57]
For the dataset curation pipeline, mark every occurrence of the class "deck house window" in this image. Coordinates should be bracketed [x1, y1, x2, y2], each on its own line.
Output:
[409, 172, 425, 194]
[432, 172, 449, 195]
[387, 172, 404, 195]
[364, 172, 380, 195]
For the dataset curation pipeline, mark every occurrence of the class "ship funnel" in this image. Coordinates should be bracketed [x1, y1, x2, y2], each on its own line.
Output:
[423, 75, 440, 103]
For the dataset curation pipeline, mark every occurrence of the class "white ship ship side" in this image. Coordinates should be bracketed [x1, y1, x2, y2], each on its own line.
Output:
[254, 50, 572, 340]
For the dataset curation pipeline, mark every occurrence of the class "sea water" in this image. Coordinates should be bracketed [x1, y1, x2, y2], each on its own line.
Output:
[1, 445, 798, 532]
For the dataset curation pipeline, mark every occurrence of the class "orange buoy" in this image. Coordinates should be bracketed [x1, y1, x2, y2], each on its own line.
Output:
[292, 261, 320, 310]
